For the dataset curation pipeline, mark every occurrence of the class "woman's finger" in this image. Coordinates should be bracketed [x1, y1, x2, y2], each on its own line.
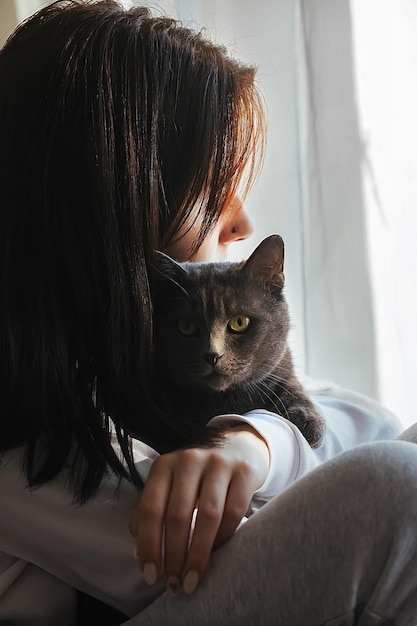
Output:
[163, 449, 204, 592]
[180, 456, 238, 594]
[129, 456, 173, 581]
[212, 466, 254, 549]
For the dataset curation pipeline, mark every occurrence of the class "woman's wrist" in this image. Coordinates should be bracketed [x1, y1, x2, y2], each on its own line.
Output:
[214, 421, 270, 491]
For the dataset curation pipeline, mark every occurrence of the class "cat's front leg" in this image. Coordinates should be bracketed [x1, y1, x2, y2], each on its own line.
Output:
[264, 370, 326, 447]
[286, 402, 326, 448]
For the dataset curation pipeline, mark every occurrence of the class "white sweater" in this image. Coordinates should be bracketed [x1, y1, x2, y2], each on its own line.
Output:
[0, 381, 401, 623]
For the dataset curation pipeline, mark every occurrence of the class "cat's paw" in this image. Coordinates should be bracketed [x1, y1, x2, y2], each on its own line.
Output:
[288, 407, 326, 448]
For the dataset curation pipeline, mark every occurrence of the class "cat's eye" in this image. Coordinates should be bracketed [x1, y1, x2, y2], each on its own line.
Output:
[177, 319, 198, 336]
[228, 315, 251, 334]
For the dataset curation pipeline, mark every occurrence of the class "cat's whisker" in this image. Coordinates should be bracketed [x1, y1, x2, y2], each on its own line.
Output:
[263, 381, 295, 417]
[160, 271, 191, 298]
[250, 380, 290, 421]
[262, 372, 288, 385]
[245, 381, 258, 404]
[262, 374, 299, 401]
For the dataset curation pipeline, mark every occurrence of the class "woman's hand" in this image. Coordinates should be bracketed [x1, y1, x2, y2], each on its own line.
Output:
[129, 423, 269, 594]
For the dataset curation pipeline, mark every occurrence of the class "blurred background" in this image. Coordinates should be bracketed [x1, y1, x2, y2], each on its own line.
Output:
[1, 0, 416, 427]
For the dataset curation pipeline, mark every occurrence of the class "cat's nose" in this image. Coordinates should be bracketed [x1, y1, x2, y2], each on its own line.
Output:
[203, 352, 222, 366]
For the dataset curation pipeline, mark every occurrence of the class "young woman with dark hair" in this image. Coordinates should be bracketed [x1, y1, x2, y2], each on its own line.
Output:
[0, 2, 417, 625]
[0, 0, 264, 503]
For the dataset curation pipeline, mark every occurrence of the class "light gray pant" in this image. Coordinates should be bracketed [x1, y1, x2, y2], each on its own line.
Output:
[123, 428, 417, 626]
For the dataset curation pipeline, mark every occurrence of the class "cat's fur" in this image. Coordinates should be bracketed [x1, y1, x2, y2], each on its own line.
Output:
[151, 234, 325, 448]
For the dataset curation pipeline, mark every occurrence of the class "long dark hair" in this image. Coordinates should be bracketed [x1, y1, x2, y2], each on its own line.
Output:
[0, 0, 265, 501]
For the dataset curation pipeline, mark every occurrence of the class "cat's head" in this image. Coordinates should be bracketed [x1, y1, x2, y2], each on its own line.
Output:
[151, 235, 290, 392]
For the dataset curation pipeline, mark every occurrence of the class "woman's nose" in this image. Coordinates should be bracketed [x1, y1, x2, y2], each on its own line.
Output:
[219, 196, 254, 245]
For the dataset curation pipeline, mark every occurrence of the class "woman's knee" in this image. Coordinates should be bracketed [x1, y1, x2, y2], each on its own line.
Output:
[317, 440, 417, 524]
[233, 440, 417, 623]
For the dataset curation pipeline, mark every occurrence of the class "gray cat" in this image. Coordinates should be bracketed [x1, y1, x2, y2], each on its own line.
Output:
[152, 234, 325, 448]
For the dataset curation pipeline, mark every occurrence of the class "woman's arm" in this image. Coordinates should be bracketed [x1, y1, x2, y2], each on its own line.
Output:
[0, 556, 77, 625]
[208, 410, 321, 499]
[130, 386, 402, 594]
[0, 447, 165, 619]
[129, 423, 269, 595]
[1, 384, 399, 618]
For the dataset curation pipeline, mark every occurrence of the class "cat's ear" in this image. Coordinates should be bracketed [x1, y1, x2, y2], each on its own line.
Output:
[151, 251, 187, 283]
[243, 235, 285, 292]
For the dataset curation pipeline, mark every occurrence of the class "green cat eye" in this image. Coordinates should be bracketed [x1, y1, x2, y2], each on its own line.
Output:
[228, 315, 251, 334]
[177, 319, 198, 336]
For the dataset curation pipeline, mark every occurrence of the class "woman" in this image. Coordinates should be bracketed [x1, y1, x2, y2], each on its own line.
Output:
[1, 2, 417, 624]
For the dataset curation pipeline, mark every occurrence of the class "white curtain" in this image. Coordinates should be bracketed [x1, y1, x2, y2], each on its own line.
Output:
[349, 0, 417, 427]
[160, 0, 417, 428]
[2, 0, 416, 428]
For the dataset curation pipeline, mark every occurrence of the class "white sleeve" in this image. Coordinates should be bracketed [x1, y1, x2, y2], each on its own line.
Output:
[0, 554, 77, 625]
[208, 410, 320, 499]
[0, 444, 165, 621]
[208, 380, 402, 502]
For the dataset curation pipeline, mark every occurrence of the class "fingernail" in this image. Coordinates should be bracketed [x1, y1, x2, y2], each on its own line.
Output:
[167, 575, 181, 595]
[143, 562, 158, 586]
[133, 545, 139, 560]
[183, 570, 199, 594]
